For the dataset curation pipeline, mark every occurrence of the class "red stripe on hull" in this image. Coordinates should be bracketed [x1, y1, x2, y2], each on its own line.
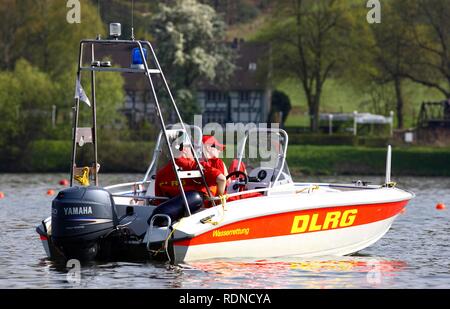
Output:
[174, 200, 409, 246]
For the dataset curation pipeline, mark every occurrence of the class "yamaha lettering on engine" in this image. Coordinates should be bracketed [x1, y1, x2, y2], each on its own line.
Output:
[51, 186, 118, 261]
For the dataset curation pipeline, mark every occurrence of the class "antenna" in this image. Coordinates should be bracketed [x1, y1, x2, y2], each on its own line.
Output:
[131, 0, 135, 40]
[385, 145, 392, 185]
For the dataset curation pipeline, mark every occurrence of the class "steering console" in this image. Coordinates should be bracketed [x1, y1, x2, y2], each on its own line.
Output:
[226, 171, 249, 191]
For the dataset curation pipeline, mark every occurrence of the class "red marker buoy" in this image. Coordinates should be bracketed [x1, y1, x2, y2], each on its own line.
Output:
[47, 189, 55, 196]
[0, 192, 4, 199]
[436, 203, 446, 210]
[59, 179, 69, 186]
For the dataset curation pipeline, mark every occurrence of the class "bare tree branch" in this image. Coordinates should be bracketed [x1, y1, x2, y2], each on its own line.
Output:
[402, 72, 450, 97]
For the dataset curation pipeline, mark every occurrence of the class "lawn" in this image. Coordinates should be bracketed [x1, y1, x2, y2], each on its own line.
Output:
[277, 78, 444, 129]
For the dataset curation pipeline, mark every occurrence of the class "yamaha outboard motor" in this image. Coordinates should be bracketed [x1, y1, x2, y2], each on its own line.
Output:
[51, 186, 118, 261]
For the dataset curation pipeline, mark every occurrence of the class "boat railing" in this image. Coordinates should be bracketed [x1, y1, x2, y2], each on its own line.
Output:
[111, 194, 169, 201]
[105, 180, 151, 191]
[208, 183, 294, 201]
[294, 182, 383, 190]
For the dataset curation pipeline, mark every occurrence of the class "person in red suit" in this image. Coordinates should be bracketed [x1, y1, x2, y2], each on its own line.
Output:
[155, 141, 226, 206]
[202, 135, 228, 175]
[201, 135, 262, 202]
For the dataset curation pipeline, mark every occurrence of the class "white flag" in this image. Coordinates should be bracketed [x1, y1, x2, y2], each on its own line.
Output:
[74, 78, 91, 107]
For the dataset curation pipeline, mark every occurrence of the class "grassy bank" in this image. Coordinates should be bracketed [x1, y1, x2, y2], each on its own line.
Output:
[288, 145, 450, 176]
[4, 140, 450, 176]
[22, 140, 155, 173]
[277, 78, 444, 129]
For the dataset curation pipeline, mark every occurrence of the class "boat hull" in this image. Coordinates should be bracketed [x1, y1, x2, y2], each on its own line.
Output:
[37, 185, 413, 263]
[172, 199, 408, 262]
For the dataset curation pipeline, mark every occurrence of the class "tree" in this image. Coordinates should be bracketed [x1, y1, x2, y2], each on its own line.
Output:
[94, 0, 155, 41]
[76, 72, 126, 132]
[357, 1, 415, 129]
[0, 72, 20, 163]
[149, 0, 235, 121]
[15, 0, 105, 80]
[0, 0, 27, 70]
[200, 0, 261, 25]
[257, 0, 353, 131]
[0, 0, 126, 141]
[397, 0, 450, 98]
[0, 59, 56, 168]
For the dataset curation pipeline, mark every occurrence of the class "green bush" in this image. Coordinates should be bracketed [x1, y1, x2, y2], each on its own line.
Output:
[288, 133, 357, 146]
[287, 145, 450, 176]
[21, 140, 155, 173]
[6, 141, 450, 176]
[356, 137, 389, 147]
[97, 141, 155, 172]
[26, 140, 72, 172]
[287, 133, 390, 147]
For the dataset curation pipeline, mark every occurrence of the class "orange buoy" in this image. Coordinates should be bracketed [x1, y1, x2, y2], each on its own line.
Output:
[0, 192, 4, 199]
[47, 189, 55, 196]
[436, 203, 446, 210]
[59, 179, 69, 186]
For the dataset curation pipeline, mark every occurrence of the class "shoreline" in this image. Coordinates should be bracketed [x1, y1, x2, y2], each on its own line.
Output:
[2, 141, 450, 176]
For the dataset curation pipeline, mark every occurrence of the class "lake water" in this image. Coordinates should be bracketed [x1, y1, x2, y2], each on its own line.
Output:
[0, 173, 449, 289]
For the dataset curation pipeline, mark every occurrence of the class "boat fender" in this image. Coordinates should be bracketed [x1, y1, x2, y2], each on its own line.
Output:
[148, 191, 203, 226]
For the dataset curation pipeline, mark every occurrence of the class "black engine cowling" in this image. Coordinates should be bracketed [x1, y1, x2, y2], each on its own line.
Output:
[51, 186, 118, 260]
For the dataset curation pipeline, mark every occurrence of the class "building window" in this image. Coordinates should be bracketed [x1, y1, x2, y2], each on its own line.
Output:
[206, 91, 226, 102]
[125, 91, 135, 109]
[249, 62, 257, 71]
[206, 91, 214, 101]
[239, 91, 250, 103]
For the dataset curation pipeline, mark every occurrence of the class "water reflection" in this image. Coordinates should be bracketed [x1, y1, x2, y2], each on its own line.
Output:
[178, 256, 407, 289]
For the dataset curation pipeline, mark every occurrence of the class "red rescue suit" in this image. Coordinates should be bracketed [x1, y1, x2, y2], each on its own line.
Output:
[155, 158, 222, 203]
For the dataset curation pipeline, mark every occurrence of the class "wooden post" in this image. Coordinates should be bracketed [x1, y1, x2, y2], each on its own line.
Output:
[52, 105, 56, 128]
[328, 114, 333, 135]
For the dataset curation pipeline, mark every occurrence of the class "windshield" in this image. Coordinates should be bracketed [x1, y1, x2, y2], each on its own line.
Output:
[237, 129, 291, 187]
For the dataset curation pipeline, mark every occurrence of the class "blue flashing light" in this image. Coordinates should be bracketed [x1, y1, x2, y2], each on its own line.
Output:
[132, 47, 148, 65]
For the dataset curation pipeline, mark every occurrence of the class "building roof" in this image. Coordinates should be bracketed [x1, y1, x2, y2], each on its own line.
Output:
[197, 40, 271, 91]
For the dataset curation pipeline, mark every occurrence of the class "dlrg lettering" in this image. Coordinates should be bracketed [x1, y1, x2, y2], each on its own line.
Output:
[290, 209, 358, 234]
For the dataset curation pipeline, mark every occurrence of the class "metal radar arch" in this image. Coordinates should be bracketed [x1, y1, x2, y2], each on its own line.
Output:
[70, 22, 216, 216]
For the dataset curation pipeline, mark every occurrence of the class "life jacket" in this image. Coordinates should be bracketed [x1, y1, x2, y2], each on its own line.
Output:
[206, 158, 226, 174]
[155, 159, 222, 205]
